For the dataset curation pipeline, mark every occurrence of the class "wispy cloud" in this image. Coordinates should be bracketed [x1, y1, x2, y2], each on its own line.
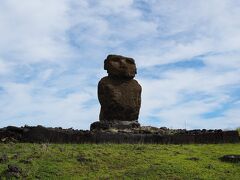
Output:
[0, 0, 239, 129]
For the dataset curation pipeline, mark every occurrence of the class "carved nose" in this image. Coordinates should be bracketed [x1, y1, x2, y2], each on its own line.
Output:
[119, 63, 124, 68]
[120, 59, 127, 67]
[119, 62, 124, 68]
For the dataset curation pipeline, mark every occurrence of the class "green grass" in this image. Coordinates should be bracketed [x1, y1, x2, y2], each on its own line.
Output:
[237, 128, 240, 135]
[0, 143, 240, 179]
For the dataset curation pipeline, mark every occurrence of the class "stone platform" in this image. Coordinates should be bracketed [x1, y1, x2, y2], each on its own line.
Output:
[90, 120, 140, 131]
[0, 125, 239, 144]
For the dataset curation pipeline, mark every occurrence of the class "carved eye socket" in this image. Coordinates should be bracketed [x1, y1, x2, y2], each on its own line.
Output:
[126, 59, 135, 65]
[110, 58, 119, 62]
[109, 59, 120, 67]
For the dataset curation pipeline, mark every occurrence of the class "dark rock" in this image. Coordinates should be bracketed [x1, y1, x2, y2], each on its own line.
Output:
[90, 120, 140, 131]
[219, 155, 240, 163]
[12, 153, 20, 160]
[6, 126, 23, 134]
[77, 155, 92, 163]
[135, 126, 165, 135]
[20, 159, 32, 164]
[186, 157, 200, 161]
[20, 126, 90, 143]
[0, 154, 8, 163]
[91, 55, 142, 131]
[5, 164, 22, 178]
[206, 164, 214, 169]
[0, 137, 18, 143]
[8, 164, 22, 173]
[188, 129, 202, 134]
[0, 125, 239, 144]
[0, 126, 21, 143]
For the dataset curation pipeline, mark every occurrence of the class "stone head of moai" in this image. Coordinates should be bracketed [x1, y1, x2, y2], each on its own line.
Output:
[104, 55, 137, 79]
[93, 54, 142, 130]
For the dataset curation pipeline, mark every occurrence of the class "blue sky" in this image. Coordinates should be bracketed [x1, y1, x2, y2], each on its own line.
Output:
[0, 0, 240, 130]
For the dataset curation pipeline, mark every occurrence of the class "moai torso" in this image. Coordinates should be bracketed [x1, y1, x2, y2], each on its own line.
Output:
[98, 55, 142, 122]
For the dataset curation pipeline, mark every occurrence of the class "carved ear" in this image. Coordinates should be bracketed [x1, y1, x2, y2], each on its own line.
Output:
[132, 59, 137, 74]
[104, 59, 108, 70]
[104, 55, 114, 70]
[129, 58, 135, 64]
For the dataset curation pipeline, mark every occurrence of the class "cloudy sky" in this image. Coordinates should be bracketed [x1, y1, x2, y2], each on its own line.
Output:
[0, 0, 240, 130]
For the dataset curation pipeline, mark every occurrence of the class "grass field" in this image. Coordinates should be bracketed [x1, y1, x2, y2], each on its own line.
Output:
[0, 143, 240, 179]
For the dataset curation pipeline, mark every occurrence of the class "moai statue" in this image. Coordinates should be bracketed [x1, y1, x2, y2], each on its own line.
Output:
[90, 54, 142, 131]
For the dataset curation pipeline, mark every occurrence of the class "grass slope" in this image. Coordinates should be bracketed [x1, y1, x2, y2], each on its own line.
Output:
[0, 143, 240, 179]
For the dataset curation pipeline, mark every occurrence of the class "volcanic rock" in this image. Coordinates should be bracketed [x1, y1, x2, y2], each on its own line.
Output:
[0, 154, 8, 163]
[219, 155, 240, 163]
[91, 55, 142, 131]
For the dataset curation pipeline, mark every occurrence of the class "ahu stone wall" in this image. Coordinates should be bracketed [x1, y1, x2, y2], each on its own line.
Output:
[0, 126, 239, 144]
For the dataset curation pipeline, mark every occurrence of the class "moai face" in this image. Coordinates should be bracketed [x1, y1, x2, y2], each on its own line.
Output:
[104, 55, 137, 79]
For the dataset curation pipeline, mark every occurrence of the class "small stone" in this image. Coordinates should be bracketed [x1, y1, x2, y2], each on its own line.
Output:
[91, 120, 140, 131]
[5, 164, 22, 178]
[40, 143, 48, 151]
[206, 164, 214, 169]
[77, 155, 91, 163]
[1, 137, 17, 143]
[8, 164, 22, 173]
[0, 154, 8, 163]
[186, 157, 200, 161]
[219, 155, 240, 163]
[35, 175, 41, 179]
[20, 159, 32, 164]
[160, 127, 168, 130]
[12, 153, 20, 160]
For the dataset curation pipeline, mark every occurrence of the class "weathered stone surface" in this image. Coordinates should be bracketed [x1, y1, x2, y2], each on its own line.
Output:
[0, 126, 239, 144]
[2, 164, 23, 178]
[7, 164, 22, 173]
[98, 55, 142, 122]
[98, 77, 141, 122]
[104, 54, 137, 79]
[90, 120, 140, 131]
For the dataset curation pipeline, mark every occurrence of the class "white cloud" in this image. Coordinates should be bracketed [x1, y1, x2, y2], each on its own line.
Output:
[0, 0, 74, 63]
[0, 59, 10, 74]
[131, 0, 240, 68]
[204, 53, 240, 70]
[139, 66, 240, 129]
[0, 81, 98, 129]
[0, 0, 240, 130]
